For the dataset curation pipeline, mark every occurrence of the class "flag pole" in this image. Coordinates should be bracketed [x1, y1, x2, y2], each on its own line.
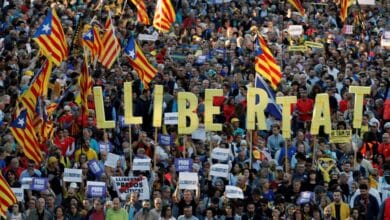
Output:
[249, 130, 253, 169]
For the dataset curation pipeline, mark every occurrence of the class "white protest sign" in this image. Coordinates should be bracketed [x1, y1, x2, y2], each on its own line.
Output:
[113, 176, 150, 200]
[104, 153, 120, 168]
[192, 125, 206, 141]
[132, 158, 151, 171]
[138, 31, 159, 41]
[210, 164, 229, 178]
[87, 181, 106, 197]
[382, 31, 390, 47]
[355, 0, 375, 5]
[164, 112, 178, 125]
[11, 188, 24, 202]
[63, 168, 82, 182]
[211, 147, 230, 161]
[21, 177, 32, 189]
[288, 25, 303, 36]
[225, 185, 244, 199]
[178, 172, 198, 190]
[99, 143, 109, 153]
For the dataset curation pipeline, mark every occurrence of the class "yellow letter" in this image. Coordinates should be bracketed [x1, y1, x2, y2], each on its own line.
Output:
[246, 88, 268, 130]
[276, 96, 297, 139]
[93, 87, 115, 128]
[153, 85, 164, 127]
[349, 86, 371, 129]
[178, 92, 199, 134]
[124, 82, 142, 124]
[204, 89, 223, 131]
[310, 93, 331, 135]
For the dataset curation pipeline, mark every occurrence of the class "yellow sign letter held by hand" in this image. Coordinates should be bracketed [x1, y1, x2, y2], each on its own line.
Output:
[246, 88, 268, 130]
[93, 87, 115, 128]
[124, 82, 142, 125]
[349, 86, 371, 129]
[152, 85, 164, 127]
[276, 96, 297, 139]
[310, 94, 331, 135]
[204, 89, 223, 131]
[178, 92, 199, 134]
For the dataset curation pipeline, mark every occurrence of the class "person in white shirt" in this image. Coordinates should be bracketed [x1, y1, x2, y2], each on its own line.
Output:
[378, 170, 390, 202]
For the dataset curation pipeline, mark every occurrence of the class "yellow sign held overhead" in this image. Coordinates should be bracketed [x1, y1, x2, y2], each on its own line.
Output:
[330, 130, 352, 143]
[287, 46, 307, 52]
[304, 41, 324, 49]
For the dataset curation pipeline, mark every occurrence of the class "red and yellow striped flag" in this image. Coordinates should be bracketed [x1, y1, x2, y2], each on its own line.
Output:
[0, 173, 17, 218]
[82, 26, 104, 62]
[79, 56, 93, 115]
[340, 0, 352, 23]
[131, 0, 150, 25]
[9, 109, 42, 165]
[254, 35, 282, 90]
[33, 9, 68, 66]
[19, 60, 52, 116]
[124, 37, 157, 86]
[153, 0, 176, 33]
[287, 0, 305, 17]
[98, 14, 121, 69]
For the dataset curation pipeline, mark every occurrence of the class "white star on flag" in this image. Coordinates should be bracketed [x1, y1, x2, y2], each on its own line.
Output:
[128, 50, 135, 59]
[42, 24, 50, 33]
[17, 118, 25, 127]
[85, 32, 92, 39]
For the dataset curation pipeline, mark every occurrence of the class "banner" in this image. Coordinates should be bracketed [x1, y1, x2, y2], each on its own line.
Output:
[138, 32, 159, 41]
[211, 147, 230, 161]
[113, 176, 150, 200]
[354, 0, 375, 5]
[88, 159, 104, 177]
[288, 25, 303, 36]
[158, 134, 173, 146]
[11, 188, 24, 202]
[87, 181, 106, 197]
[175, 158, 193, 172]
[132, 158, 151, 171]
[31, 178, 48, 191]
[21, 177, 33, 189]
[178, 172, 198, 190]
[63, 168, 82, 182]
[104, 153, 120, 168]
[288, 46, 307, 52]
[210, 164, 229, 178]
[329, 130, 352, 143]
[304, 41, 324, 49]
[225, 186, 244, 199]
[164, 112, 178, 125]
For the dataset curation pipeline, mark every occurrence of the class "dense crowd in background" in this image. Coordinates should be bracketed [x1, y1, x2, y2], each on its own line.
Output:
[0, 0, 390, 219]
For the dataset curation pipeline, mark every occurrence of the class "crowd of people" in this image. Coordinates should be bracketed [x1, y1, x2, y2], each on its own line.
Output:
[0, 0, 390, 219]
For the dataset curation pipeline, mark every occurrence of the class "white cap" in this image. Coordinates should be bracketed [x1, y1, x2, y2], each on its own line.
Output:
[69, 182, 78, 189]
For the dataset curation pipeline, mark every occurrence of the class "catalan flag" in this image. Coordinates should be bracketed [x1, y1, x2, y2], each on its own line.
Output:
[131, 0, 150, 25]
[33, 9, 68, 66]
[340, 0, 351, 23]
[124, 37, 157, 86]
[20, 60, 52, 116]
[79, 56, 93, 115]
[153, 0, 176, 33]
[9, 109, 42, 165]
[98, 14, 121, 69]
[82, 26, 103, 62]
[255, 74, 282, 120]
[0, 173, 17, 218]
[287, 0, 305, 17]
[254, 35, 282, 90]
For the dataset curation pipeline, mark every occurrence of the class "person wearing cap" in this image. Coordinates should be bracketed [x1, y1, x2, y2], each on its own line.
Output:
[231, 118, 244, 137]
[43, 156, 64, 206]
